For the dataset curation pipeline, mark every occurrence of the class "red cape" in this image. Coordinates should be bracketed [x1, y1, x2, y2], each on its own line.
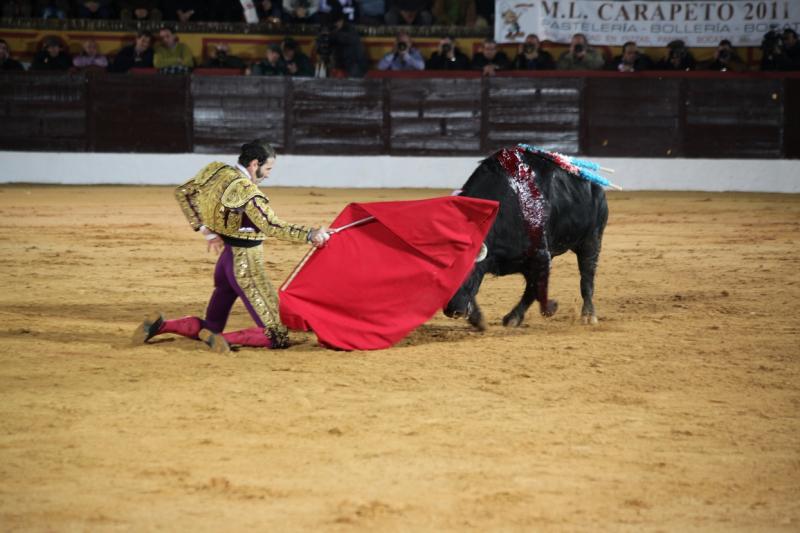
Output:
[279, 196, 498, 350]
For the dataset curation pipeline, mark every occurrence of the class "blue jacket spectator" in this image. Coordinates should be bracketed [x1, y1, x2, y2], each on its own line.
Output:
[377, 31, 425, 71]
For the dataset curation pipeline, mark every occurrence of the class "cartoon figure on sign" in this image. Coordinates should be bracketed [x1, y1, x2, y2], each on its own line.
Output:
[500, 3, 530, 41]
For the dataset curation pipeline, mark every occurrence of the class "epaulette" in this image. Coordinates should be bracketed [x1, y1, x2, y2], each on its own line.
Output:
[221, 177, 268, 209]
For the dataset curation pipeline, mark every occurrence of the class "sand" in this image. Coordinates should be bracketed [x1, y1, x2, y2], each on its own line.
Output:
[0, 185, 798, 531]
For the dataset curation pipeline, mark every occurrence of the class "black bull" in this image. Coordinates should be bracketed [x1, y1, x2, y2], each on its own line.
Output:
[444, 149, 609, 330]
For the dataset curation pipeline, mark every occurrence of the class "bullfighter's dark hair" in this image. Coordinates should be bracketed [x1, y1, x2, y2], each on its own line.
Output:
[238, 140, 276, 166]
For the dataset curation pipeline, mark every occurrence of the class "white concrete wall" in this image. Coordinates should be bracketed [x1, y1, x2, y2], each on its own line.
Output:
[0, 151, 797, 193]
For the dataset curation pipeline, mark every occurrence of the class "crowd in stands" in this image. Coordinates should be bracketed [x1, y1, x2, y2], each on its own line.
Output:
[0, 0, 494, 26]
[1, 1, 799, 75]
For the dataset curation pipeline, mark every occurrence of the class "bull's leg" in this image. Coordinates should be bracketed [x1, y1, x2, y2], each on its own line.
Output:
[576, 239, 602, 325]
[467, 300, 487, 331]
[502, 249, 558, 327]
[501, 278, 537, 327]
[532, 248, 558, 318]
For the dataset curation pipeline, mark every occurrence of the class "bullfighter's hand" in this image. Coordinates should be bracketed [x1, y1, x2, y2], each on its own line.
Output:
[207, 236, 224, 255]
[200, 226, 224, 254]
[309, 227, 330, 248]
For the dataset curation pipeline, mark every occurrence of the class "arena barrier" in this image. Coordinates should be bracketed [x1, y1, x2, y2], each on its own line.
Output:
[1, 71, 799, 159]
[0, 151, 797, 193]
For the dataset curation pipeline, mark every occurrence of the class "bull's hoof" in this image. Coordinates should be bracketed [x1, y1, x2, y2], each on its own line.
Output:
[541, 299, 559, 318]
[581, 314, 598, 325]
[468, 313, 487, 332]
[502, 313, 522, 327]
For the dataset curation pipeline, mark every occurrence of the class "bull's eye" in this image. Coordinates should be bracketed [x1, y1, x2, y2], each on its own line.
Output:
[475, 243, 488, 263]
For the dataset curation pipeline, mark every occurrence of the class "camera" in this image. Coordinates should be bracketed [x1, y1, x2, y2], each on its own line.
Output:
[523, 43, 536, 54]
[397, 42, 407, 52]
[718, 49, 730, 61]
[574, 43, 585, 54]
[441, 43, 452, 54]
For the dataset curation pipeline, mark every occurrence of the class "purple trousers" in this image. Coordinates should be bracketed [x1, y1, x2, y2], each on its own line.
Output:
[203, 244, 266, 333]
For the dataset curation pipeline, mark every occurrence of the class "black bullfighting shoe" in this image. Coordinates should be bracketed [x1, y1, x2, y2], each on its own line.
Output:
[131, 312, 165, 345]
[198, 328, 231, 354]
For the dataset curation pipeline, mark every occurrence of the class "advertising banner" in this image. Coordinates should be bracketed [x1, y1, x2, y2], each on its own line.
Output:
[494, 0, 800, 47]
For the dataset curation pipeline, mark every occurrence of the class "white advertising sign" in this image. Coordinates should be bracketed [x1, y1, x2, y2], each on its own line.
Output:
[494, 1, 800, 47]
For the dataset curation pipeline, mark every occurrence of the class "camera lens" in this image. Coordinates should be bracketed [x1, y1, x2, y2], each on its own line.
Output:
[397, 42, 407, 52]
[574, 44, 585, 53]
[442, 43, 452, 54]
[523, 44, 535, 53]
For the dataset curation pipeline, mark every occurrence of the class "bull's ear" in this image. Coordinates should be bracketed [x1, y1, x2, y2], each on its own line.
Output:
[476, 243, 488, 263]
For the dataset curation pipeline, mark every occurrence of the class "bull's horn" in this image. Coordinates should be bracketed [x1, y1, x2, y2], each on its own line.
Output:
[475, 243, 488, 263]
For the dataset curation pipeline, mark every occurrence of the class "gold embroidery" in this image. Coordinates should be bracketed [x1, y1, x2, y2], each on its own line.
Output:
[221, 178, 263, 209]
[231, 244, 288, 340]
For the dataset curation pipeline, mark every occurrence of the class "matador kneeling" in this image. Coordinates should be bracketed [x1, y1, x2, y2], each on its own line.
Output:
[133, 140, 329, 352]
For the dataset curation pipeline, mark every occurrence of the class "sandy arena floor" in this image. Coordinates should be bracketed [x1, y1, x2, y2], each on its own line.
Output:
[0, 185, 798, 531]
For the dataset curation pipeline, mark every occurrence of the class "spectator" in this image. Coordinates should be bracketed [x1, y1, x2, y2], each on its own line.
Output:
[319, 0, 357, 23]
[513, 34, 555, 70]
[655, 39, 696, 71]
[760, 28, 789, 71]
[358, 0, 384, 24]
[472, 38, 510, 75]
[474, 0, 491, 27]
[153, 25, 195, 73]
[118, 0, 162, 21]
[327, 9, 368, 77]
[40, 0, 69, 18]
[557, 33, 604, 70]
[283, 0, 318, 24]
[607, 41, 652, 72]
[249, 43, 286, 76]
[202, 42, 246, 70]
[431, 0, 476, 26]
[76, 0, 113, 18]
[426, 35, 469, 70]
[162, 0, 204, 21]
[31, 36, 72, 71]
[783, 29, 800, 70]
[701, 39, 746, 72]
[254, 0, 282, 22]
[281, 37, 313, 76]
[377, 30, 424, 71]
[0, 38, 25, 71]
[108, 30, 154, 72]
[384, 0, 433, 26]
[73, 39, 108, 69]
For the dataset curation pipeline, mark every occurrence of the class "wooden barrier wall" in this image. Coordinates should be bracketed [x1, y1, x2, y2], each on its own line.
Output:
[1, 71, 798, 158]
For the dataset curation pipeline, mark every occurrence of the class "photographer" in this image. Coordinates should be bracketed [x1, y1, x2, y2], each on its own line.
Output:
[656, 40, 696, 71]
[513, 34, 554, 71]
[426, 36, 469, 70]
[702, 39, 745, 72]
[202, 42, 246, 70]
[326, 9, 368, 78]
[377, 31, 424, 71]
[557, 33, 604, 71]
